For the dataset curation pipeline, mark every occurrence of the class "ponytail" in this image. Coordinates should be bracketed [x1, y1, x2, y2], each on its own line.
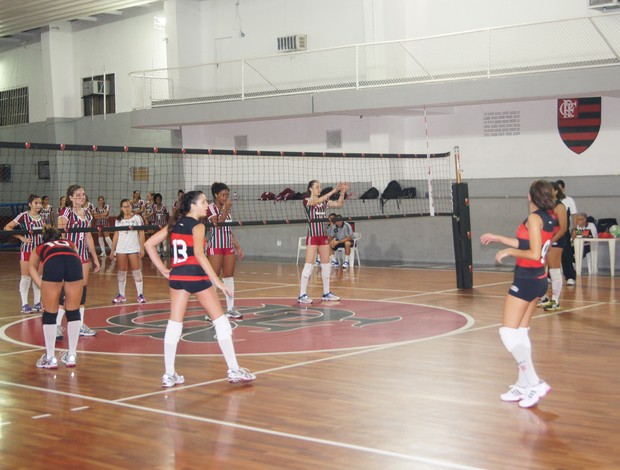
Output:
[168, 190, 204, 233]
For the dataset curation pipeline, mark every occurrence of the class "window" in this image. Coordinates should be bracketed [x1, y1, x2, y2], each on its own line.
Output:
[0, 87, 29, 127]
[82, 74, 116, 116]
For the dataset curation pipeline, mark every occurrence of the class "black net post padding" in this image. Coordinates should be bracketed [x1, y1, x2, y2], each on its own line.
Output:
[451, 182, 473, 289]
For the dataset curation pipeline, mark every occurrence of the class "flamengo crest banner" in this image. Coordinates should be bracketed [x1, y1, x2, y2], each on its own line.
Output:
[557, 97, 601, 154]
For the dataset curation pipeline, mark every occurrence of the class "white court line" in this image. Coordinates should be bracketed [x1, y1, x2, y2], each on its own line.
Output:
[0, 379, 482, 470]
[71, 406, 90, 412]
[32, 414, 52, 419]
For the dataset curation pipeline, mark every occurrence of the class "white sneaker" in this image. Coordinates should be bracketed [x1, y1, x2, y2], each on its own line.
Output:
[342, 261, 350, 269]
[56, 325, 64, 341]
[566, 278, 576, 286]
[331, 260, 340, 268]
[226, 308, 243, 319]
[36, 354, 58, 369]
[162, 372, 185, 388]
[519, 381, 551, 408]
[500, 384, 527, 402]
[60, 351, 76, 367]
[322, 292, 340, 301]
[228, 367, 256, 383]
[297, 294, 313, 304]
[79, 324, 97, 336]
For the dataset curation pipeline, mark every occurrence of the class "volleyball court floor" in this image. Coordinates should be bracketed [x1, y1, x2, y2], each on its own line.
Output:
[0, 253, 618, 469]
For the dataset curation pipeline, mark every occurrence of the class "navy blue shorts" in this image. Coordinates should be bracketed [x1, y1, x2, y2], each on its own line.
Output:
[508, 276, 548, 302]
[42, 256, 84, 283]
[169, 279, 213, 294]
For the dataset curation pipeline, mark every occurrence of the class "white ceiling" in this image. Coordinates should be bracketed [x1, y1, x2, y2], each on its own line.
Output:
[0, 0, 161, 38]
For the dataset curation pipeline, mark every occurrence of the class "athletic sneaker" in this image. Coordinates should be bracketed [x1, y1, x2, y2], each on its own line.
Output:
[500, 384, 527, 402]
[322, 292, 340, 301]
[60, 351, 76, 367]
[297, 294, 313, 304]
[113, 294, 127, 304]
[536, 296, 551, 308]
[331, 260, 340, 268]
[36, 354, 58, 369]
[315, 257, 321, 266]
[519, 381, 551, 408]
[342, 261, 350, 269]
[566, 278, 576, 286]
[137, 294, 146, 304]
[162, 372, 185, 388]
[543, 300, 561, 312]
[56, 325, 64, 341]
[21, 304, 33, 314]
[79, 324, 97, 336]
[227, 367, 256, 383]
[226, 309, 243, 319]
[33, 302, 43, 313]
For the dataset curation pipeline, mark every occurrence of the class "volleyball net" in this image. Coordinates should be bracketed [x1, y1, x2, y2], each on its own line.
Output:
[0, 141, 457, 244]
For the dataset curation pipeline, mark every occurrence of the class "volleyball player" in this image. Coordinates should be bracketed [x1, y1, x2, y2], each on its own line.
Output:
[144, 190, 256, 387]
[172, 189, 184, 213]
[144, 192, 155, 224]
[130, 190, 145, 217]
[30, 226, 83, 368]
[480, 180, 556, 408]
[207, 182, 244, 319]
[152, 193, 170, 256]
[110, 199, 146, 304]
[94, 196, 113, 257]
[56, 184, 100, 337]
[56, 196, 66, 221]
[40, 195, 54, 226]
[298, 180, 350, 304]
[537, 181, 567, 312]
[4, 194, 44, 313]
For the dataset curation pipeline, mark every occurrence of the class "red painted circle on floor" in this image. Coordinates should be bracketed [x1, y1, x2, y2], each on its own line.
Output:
[4, 298, 471, 355]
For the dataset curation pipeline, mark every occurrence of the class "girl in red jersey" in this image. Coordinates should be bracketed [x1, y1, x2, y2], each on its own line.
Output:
[480, 180, 557, 408]
[298, 180, 349, 304]
[207, 182, 244, 319]
[145, 190, 255, 387]
[56, 196, 66, 222]
[29, 226, 84, 369]
[93, 196, 113, 258]
[57, 185, 101, 338]
[40, 195, 54, 226]
[4, 194, 44, 313]
[130, 190, 145, 218]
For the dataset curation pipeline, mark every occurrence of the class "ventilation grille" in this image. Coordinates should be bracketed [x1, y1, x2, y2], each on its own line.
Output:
[277, 34, 307, 52]
[588, 0, 619, 9]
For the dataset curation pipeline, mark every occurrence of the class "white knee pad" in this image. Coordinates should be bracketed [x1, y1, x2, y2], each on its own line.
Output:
[301, 263, 314, 280]
[132, 269, 143, 283]
[499, 327, 520, 352]
[213, 315, 233, 341]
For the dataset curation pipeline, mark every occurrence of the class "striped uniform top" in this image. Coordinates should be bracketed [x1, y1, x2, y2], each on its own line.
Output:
[40, 205, 54, 225]
[303, 198, 328, 237]
[93, 204, 110, 227]
[144, 202, 155, 224]
[515, 209, 557, 279]
[207, 203, 232, 249]
[169, 217, 209, 282]
[12, 211, 44, 253]
[153, 204, 169, 226]
[130, 199, 145, 215]
[36, 239, 80, 265]
[59, 207, 93, 262]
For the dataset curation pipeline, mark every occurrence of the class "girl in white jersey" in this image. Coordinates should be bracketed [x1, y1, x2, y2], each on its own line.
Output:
[111, 199, 146, 304]
[4, 194, 44, 313]
[298, 180, 349, 304]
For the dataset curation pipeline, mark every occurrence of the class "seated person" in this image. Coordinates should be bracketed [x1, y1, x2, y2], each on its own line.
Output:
[328, 214, 354, 268]
[572, 212, 598, 258]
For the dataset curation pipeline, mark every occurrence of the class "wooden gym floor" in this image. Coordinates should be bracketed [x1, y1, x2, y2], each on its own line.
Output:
[0, 252, 619, 469]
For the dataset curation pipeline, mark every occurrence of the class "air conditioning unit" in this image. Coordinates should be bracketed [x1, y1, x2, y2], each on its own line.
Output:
[82, 80, 109, 96]
[277, 34, 307, 52]
[588, 0, 620, 9]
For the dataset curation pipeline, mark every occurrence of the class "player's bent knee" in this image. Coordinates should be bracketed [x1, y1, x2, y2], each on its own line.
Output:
[213, 315, 232, 340]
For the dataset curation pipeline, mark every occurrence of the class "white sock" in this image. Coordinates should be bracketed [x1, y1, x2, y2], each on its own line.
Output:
[105, 236, 113, 248]
[132, 269, 143, 296]
[164, 320, 183, 376]
[300, 263, 313, 296]
[98, 238, 106, 254]
[321, 263, 331, 295]
[550, 268, 562, 303]
[517, 327, 531, 387]
[329, 254, 336, 262]
[19, 275, 31, 305]
[500, 327, 540, 387]
[213, 315, 239, 371]
[57, 306, 65, 326]
[118, 271, 127, 296]
[223, 277, 234, 311]
[32, 282, 41, 304]
[67, 319, 81, 356]
[79, 306, 85, 325]
[43, 324, 56, 358]
[348, 254, 354, 265]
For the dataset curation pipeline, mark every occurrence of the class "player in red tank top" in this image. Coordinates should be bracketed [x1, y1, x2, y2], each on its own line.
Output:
[480, 180, 557, 409]
[145, 190, 256, 387]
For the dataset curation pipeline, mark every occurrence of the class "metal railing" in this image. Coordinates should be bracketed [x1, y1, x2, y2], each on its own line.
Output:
[129, 12, 620, 110]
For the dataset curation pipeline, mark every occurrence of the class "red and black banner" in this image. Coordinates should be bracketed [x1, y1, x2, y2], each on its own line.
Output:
[557, 97, 601, 154]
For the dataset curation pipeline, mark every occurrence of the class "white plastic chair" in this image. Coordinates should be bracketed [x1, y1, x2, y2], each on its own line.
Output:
[336, 232, 361, 267]
[296, 236, 307, 264]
